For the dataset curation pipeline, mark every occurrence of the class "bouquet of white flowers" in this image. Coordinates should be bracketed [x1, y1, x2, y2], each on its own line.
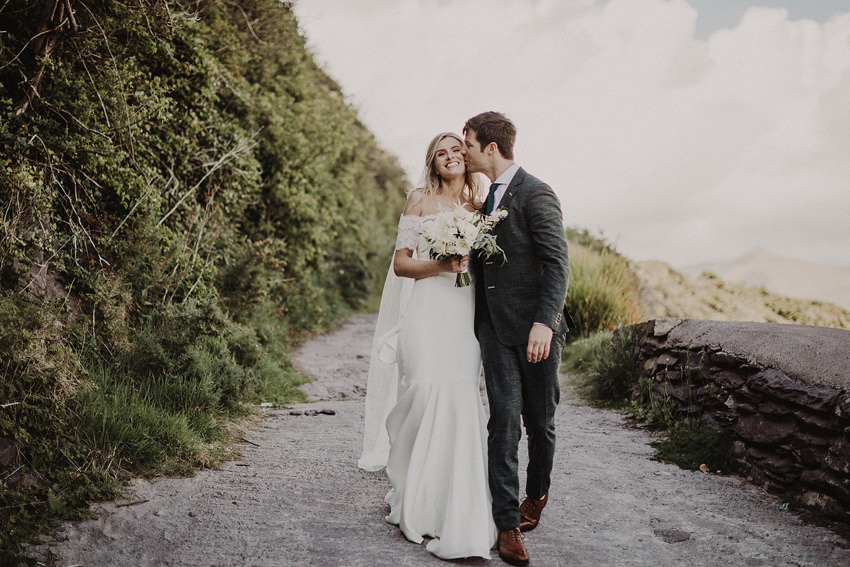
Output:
[420, 206, 509, 287]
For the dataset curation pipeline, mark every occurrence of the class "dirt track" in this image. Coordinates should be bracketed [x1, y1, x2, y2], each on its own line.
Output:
[42, 313, 850, 566]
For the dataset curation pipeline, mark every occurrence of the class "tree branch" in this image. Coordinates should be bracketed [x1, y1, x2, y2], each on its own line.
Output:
[156, 135, 258, 228]
[10, 0, 81, 116]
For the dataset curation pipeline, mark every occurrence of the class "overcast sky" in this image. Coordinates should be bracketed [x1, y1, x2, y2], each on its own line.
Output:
[292, 0, 850, 269]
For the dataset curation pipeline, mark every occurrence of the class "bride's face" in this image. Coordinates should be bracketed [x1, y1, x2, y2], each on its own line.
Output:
[434, 137, 466, 179]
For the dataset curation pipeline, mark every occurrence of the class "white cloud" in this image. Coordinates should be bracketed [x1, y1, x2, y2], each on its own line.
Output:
[293, 0, 850, 268]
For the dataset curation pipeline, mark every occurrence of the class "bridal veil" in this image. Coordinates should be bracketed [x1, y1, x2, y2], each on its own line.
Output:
[358, 258, 413, 471]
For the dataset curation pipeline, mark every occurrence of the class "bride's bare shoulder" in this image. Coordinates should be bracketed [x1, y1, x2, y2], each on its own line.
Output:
[402, 189, 428, 216]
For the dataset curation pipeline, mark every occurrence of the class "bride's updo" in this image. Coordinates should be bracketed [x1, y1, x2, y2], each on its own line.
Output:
[420, 132, 484, 207]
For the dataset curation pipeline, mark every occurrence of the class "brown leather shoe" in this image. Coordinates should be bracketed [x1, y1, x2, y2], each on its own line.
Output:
[497, 527, 529, 566]
[519, 492, 548, 532]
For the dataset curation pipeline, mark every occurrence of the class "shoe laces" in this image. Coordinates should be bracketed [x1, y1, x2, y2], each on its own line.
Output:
[520, 499, 540, 518]
[523, 492, 546, 509]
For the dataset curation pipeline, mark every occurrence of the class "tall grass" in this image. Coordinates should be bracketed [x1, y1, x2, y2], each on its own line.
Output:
[562, 228, 643, 401]
[0, 296, 120, 566]
[76, 297, 299, 474]
[79, 366, 229, 475]
[565, 229, 641, 339]
[566, 327, 643, 405]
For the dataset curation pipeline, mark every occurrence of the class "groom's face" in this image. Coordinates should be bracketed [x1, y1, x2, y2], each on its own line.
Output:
[463, 129, 486, 174]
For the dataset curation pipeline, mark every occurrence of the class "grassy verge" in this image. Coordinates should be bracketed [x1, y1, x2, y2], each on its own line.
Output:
[0, 293, 316, 566]
[1, 296, 118, 566]
[566, 328, 642, 406]
[564, 327, 735, 473]
[560, 230, 734, 473]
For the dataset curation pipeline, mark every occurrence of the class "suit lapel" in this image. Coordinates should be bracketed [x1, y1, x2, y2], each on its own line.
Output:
[496, 167, 525, 211]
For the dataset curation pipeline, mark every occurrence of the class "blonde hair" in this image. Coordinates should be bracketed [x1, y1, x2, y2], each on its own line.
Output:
[419, 132, 484, 207]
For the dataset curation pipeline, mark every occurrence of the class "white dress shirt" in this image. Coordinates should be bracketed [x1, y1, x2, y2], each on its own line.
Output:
[489, 163, 521, 210]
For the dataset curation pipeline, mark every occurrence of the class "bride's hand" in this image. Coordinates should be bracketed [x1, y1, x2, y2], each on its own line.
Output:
[441, 255, 469, 273]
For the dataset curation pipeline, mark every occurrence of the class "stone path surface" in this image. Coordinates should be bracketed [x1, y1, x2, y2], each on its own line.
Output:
[43, 314, 850, 566]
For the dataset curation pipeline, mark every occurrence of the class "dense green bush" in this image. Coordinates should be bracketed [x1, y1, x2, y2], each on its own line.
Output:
[0, 1, 406, 562]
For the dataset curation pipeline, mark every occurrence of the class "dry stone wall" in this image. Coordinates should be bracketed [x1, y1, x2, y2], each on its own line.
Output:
[629, 319, 850, 524]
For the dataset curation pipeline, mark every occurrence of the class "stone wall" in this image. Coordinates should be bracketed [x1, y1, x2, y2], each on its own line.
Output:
[630, 319, 850, 524]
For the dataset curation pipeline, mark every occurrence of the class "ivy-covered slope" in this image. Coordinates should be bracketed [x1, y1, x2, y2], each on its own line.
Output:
[0, 1, 406, 561]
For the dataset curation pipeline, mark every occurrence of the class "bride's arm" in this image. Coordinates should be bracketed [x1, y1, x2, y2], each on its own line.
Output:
[392, 189, 466, 280]
[393, 248, 466, 280]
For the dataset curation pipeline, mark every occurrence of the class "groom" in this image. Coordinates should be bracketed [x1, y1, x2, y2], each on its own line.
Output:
[464, 112, 570, 566]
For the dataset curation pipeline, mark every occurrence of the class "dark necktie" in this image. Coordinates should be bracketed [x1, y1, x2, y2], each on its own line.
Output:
[484, 182, 499, 214]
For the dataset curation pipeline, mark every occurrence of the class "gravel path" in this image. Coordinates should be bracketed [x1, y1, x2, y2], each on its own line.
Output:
[43, 313, 850, 566]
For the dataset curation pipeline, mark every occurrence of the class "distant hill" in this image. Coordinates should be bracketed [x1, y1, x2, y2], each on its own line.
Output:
[682, 248, 850, 311]
[634, 260, 850, 330]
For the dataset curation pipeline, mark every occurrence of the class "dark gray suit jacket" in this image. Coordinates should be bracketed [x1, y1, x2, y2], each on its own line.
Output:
[471, 167, 570, 346]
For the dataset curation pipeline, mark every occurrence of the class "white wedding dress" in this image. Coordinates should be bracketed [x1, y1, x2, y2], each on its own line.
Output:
[361, 213, 497, 560]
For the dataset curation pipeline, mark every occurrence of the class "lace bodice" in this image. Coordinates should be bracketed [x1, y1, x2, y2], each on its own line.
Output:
[394, 214, 437, 254]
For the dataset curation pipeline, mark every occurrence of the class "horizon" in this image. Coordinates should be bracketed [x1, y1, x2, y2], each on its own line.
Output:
[683, 245, 850, 271]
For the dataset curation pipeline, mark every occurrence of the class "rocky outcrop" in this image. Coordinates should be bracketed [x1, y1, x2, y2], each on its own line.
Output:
[630, 319, 850, 523]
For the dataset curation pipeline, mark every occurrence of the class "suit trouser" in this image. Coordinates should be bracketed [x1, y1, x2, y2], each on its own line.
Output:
[478, 310, 564, 531]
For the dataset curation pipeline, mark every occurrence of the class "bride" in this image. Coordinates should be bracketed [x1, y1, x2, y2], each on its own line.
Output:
[359, 132, 497, 560]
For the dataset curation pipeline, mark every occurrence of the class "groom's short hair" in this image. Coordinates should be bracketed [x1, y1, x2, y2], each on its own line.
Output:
[463, 111, 516, 160]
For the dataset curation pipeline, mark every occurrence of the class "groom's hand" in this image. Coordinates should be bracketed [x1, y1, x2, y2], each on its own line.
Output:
[527, 324, 553, 363]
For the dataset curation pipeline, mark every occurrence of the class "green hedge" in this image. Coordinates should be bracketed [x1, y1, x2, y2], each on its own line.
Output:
[0, 1, 406, 562]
